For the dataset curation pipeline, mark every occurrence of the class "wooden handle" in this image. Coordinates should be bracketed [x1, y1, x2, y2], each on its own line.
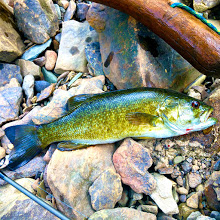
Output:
[91, 0, 220, 77]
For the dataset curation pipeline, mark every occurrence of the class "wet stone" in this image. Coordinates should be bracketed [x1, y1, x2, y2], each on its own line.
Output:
[63, 0, 76, 21]
[76, 3, 90, 21]
[180, 194, 187, 203]
[186, 193, 199, 209]
[36, 83, 56, 102]
[89, 168, 123, 211]
[113, 138, 156, 195]
[45, 50, 57, 71]
[188, 173, 202, 188]
[35, 81, 51, 93]
[42, 67, 57, 83]
[22, 75, 35, 106]
[187, 211, 202, 220]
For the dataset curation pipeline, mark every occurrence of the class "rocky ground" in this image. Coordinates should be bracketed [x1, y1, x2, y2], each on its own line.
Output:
[0, 0, 220, 219]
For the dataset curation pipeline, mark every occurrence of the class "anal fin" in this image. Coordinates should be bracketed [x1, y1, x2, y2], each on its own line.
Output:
[57, 142, 88, 151]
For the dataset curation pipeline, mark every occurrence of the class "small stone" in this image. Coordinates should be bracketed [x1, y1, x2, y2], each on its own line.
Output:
[37, 83, 56, 102]
[171, 168, 181, 178]
[63, 0, 76, 21]
[21, 39, 52, 61]
[16, 59, 42, 79]
[180, 194, 187, 203]
[196, 184, 204, 192]
[186, 211, 202, 220]
[178, 203, 198, 220]
[210, 211, 220, 220]
[54, 4, 61, 20]
[188, 173, 202, 188]
[177, 187, 189, 195]
[140, 205, 158, 215]
[14, 0, 59, 44]
[176, 176, 184, 186]
[76, 3, 90, 21]
[213, 159, 220, 171]
[0, 147, 6, 160]
[33, 56, 46, 67]
[196, 216, 216, 220]
[131, 190, 143, 201]
[158, 167, 174, 174]
[192, 165, 200, 172]
[88, 207, 156, 220]
[0, 128, 5, 139]
[186, 193, 199, 209]
[0, 63, 22, 87]
[150, 173, 179, 215]
[193, 0, 220, 12]
[89, 168, 123, 211]
[59, 0, 69, 9]
[45, 50, 57, 71]
[182, 161, 192, 173]
[42, 67, 57, 83]
[22, 75, 35, 106]
[174, 156, 185, 164]
[35, 81, 51, 93]
[113, 138, 156, 195]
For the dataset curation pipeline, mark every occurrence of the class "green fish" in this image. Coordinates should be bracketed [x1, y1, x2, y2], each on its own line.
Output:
[1, 88, 217, 170]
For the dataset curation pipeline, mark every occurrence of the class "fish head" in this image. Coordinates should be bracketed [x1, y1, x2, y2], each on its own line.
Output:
[160, 95, 217, 135]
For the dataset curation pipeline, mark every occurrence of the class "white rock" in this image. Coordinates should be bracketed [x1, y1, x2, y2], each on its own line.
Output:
[55, 20, 98, 74]
[22, 74, 35, 104]
[149, 173, 179, 215]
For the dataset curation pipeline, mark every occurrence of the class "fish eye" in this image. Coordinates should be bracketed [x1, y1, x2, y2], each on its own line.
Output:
[192, 101, 200, 109]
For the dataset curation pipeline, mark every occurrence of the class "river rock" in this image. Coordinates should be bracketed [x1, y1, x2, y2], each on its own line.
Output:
[76, 3, 90, 21]
[16, 59, 42, 79]
[42, 67, 57, 83]
[210, 211, 220, 219]
[0, 178, 57, 219]
[0, 79, 22, 125]
[55, 20, 98, 74]
[86, 3, 201, 91]
[150, 173, 179, 215]
[14, 0, 59, 44]
[22, 74, 35, 106]
[113, 138, 156, 195]
[0, 147, 6, 160]
[140, 205, 158, 215]
[45, 50, 57, 71]
[47, 144, 116, 219]
[21, 39, 52, 61]
[188, 173, 202, 188]
[0, 63, 22, 87]
[88, 207, 156, 220]
[193, 0, 220, 12]
[33, 56, 46, 67]
[186, 193, 199, 209]
[85, 42, 105, 76]
[187, 211, 202, 220]
[35, 80, 51, 93]
[178, 203, 198, 220]
[177, 187, 189, 195]
[89, 168, 123, 211]
[0, 2, 25, 62]
[37, 83, 56, 102]
[63, 0, 76, 21]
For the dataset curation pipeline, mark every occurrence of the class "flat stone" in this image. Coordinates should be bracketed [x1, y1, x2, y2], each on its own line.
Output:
[42, 67, 57, 83]
[0, 2, 25, 62]
[33, 56, 46, 67]
[187, 211, 202, 220]
[88, 208, 156, 220]
[0, 79, 23, 125]
[14, 0, 59, 44]
[47, 144, 116, 219]
[150, 173, 179, 215]
[196, 216, 216, 220]
[21, 39, 52, 61]
[140, 205, 158, 215]
[89, 168, 123, 211]
[158, 167, 174, 174]
[45, 50, 57, 71]
[186, 193, 199, 209]
[16, 59, 42, 79]
[55, 20, 98, 74]
[36, 83, 56, 102]
[188, 173, 202, 188]
[35, 80, 51, 93]
[0, 178, 57, 219]
[76, 3, 90, 21]
[180, 194, 187, 203]
[113, 138, 156, 195]
[0, 63, 22, 87]
[87, 3, 201, 91]
[193, 0, 220, 12]
[63, 0, 76, 21]
[177, 187, 189, 195]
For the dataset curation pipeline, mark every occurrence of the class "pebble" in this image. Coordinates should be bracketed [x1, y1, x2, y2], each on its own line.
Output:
[182, 161, 192, 173]
[174, 156, 185, 164]
[76, 3, 90, 21]
[59, 0, 69, 9]
[33, 56, 46, 67]
[193, 0, 220, 12]
[176, 187, 189, 195]
[45, 50, 57, 71]
[179, 194, 187, 203]
[43, 144, 57, 163]
[210, 211, 220, 220]
[54, 4, 61, 20]
[0, 128, 5, 139]
[22, 75, 35, 106]
[196, 184, 204, 192]
[178, 203, 198, 220]
[158, 167, 174, 174]
[186, 193, 199, 209]
[0, 147, 6, 160]
[35, 80, 51, 93]
[113, 138, 156, 195]
[89, 168, 123, 211]
[186, 211, 202, 220]
[36, 83, 56, 102]
[21, 39, 52, 61]
[42, 67, 57, 83]
[63, 0, 76, 21]
[188, 173, 202, 188]
[140, 205, 158, 215]
[176, 176, 184, 186]
[118, 188, 129, 207]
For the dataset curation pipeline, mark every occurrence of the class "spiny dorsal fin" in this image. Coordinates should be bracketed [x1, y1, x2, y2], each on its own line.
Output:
[126, 112, 158, 126]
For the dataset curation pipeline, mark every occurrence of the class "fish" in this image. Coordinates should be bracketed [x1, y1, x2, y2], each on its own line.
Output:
[1, 87, 217, 170]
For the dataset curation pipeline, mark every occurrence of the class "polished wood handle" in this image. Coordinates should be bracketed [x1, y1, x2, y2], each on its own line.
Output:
[91, 0, 220, 77]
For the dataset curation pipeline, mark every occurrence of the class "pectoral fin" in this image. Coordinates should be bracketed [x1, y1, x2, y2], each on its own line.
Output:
[126, 112, 158, 126]
[57, 142, 88, 151]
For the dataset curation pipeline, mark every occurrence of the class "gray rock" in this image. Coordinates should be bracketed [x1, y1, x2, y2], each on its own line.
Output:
[14, 0, 59, 44]
[85, 42, 105, 76]
[182, 161, 192, 173]
[16, 59, 42, 79]
[0, 63, 22, 87]
[186, 211, 202, 220]
[210, 211, 220, 220]
[0, 2, 25, 62]
[63, 0, 76, 21]
[33, 56, 46, 67]
[21, 39, 52, 61]
[89, 168, 123, 211]
[22, 75, 35, 105]
[140, 205, 158, 215]
[76, 3, 90, 21]
[86, 3, 202, 91]
[88, 208, 156, 220]
[150, 173, 179, 215]
[35, 81, 51, 93]
[55, 20, 98, 74]
[179, 194, 187, 202]
[0, 178, 57, 219]
[0, 79, 23, 125]
[193, 0, 220, 12]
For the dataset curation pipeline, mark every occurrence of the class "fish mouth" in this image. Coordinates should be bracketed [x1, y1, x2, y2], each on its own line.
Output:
[200, 108, 218, 126]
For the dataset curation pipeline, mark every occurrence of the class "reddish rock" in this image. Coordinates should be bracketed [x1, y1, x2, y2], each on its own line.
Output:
[37, 83, 56, 102]
[113, 138, 156, 195]
[45, 50, 57, 71]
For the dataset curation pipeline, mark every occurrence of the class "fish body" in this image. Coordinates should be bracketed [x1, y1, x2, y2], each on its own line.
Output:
[3, 88, 217, 169]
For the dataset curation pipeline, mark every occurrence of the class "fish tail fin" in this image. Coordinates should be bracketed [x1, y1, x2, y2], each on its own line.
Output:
[4, 125, 43, 170]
